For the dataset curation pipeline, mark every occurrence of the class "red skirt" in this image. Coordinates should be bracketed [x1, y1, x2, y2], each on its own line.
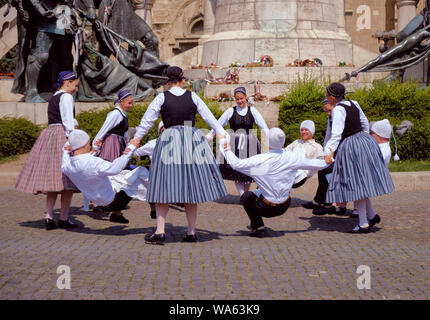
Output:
[15, 125, 78, 194]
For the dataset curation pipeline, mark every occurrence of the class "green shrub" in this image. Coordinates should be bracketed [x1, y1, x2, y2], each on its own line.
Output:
[278, 78, 430, 160]
[0, 117, 42, 157]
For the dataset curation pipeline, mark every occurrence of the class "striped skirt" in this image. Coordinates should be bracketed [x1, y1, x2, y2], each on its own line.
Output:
[147, 126, 228, 203]
[326, 132, 394, 203]
[99, 134, 126, 162]
[15, 125, 78, 194]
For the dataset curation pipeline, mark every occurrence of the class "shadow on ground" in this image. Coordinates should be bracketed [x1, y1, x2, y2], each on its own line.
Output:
[215, 194, 311, 209]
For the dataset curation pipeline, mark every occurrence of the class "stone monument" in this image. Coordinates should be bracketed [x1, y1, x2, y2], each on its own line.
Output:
[201, 0, 352, 67]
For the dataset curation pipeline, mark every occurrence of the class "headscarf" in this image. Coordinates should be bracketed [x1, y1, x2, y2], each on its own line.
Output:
[326, 82, 346, 98]
[234, 86, 247, 96]
[269, 128, 285, 150]
[114, 90, 133, 105]
[54, 71, 77, 91]
[300, 120, 315, 136]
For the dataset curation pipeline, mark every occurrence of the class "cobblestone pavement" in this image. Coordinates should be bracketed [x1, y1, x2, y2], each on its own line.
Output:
[0, 187, 429, 300]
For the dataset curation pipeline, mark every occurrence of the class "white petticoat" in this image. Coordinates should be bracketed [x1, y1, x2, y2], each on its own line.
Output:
[108, 166, 150, 201]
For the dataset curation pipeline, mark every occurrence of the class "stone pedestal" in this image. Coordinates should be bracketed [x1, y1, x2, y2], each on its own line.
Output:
[396, 0, 419, 32]
[201, 0, 352, 67]
[396, 0, 425, 84]
[132, 0, 155, 26]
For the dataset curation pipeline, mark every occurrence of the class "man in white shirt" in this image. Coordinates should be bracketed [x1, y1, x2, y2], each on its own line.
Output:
[284, 120, 324, 188]
[219, 128, 331, 238]
[371, 119, 392, 167]
[62, 130, 140, 224]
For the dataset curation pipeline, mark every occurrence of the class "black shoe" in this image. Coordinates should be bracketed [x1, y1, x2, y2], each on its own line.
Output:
[109, 213, 129, 224]
[312, 205, 336, 215]
[348, 225, 370, 234]
[301, 201, 321, 210]
[369, 214, 381, 227]
[145, 233, 165, 244]
[93, 206, 107, 215]
[182, 234, 198, 242]
[150, 210, 156, 219]
[249, 228, 265, 238]
[45, 218, 57, 230]
[58, 219, 78, 229]
[335, 207, 347, 216]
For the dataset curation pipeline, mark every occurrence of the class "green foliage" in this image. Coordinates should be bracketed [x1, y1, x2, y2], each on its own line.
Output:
[0, 117, 42, 157]
[278, 77, 327, 146]
[278, 78, 430, 160]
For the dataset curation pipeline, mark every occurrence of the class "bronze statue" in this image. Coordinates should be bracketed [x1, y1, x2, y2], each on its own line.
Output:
[6, 0, 167, 102]
[341, 0, 430, 83]
[96, 0, 160, 57]
[8, 0, 96, 102]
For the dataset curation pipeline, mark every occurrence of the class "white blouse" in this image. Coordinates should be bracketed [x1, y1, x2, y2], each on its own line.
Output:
[55, 90, 76, 137]
[93, 107, 129, 149]
[211, 106, 269, 135]
[324, 100, 369, 155]
[134, 87, 226, 139]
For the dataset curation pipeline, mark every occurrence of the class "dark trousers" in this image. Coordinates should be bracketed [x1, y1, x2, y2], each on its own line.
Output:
[292, 177, 307, 189]
[240, 191, 291, 230]
[313, 164, 333, 205]
[101, 190, 132, 212]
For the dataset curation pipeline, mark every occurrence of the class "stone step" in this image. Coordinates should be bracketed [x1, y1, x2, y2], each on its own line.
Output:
[184, 66, 389, 84]
[0, 102, 112, 125]
[205, 83, 287, 99]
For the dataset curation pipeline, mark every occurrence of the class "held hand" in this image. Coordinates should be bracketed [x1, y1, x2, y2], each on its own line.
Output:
[217, 133, 226, 141]
[129, 139, 140, 148]
[64, 144, 71, 154]
[94, 139, 102, 149]
[324, 148, 334, 164]
[223, 141, 231, 152]
[123, 147, 131, 155]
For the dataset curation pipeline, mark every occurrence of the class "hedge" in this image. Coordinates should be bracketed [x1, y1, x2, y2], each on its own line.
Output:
[0, 117, 42, 157]
[278, 78, 430, 160]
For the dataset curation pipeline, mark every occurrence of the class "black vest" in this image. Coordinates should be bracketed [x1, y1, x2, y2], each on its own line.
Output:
[48, 92, 75, 125]
[106, 108, 129, 137]
[337, 100, 362, 143]
[160, 91, 197, 128]
[229, 106, 255, 132]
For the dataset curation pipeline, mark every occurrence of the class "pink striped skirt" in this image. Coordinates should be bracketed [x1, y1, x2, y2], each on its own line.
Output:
[98, 134, 126, 162]
[15, 125, 78, 194]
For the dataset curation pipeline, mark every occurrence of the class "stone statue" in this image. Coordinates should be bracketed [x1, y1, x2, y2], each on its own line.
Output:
[7, 0, 167, 102]
[341, 0, 430, 82]
[9, 0, 96, 102]
[96, 0, 160, 57]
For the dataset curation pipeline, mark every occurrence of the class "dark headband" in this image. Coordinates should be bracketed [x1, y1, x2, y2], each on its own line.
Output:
[115, 90, 133, 104]
[326, 82, 346, 98]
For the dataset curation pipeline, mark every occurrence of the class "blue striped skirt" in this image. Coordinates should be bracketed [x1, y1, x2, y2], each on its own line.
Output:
[326, 132, 394, 203]
[146, 126, 228, 203]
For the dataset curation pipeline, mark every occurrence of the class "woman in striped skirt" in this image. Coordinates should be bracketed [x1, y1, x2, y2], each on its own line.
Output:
[323, 82, 394, 233]
[15, 71, 80, 230]
[133, 66, 228, 244]
[93, 90, 133, 162]
[208, 86, 269, 196]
